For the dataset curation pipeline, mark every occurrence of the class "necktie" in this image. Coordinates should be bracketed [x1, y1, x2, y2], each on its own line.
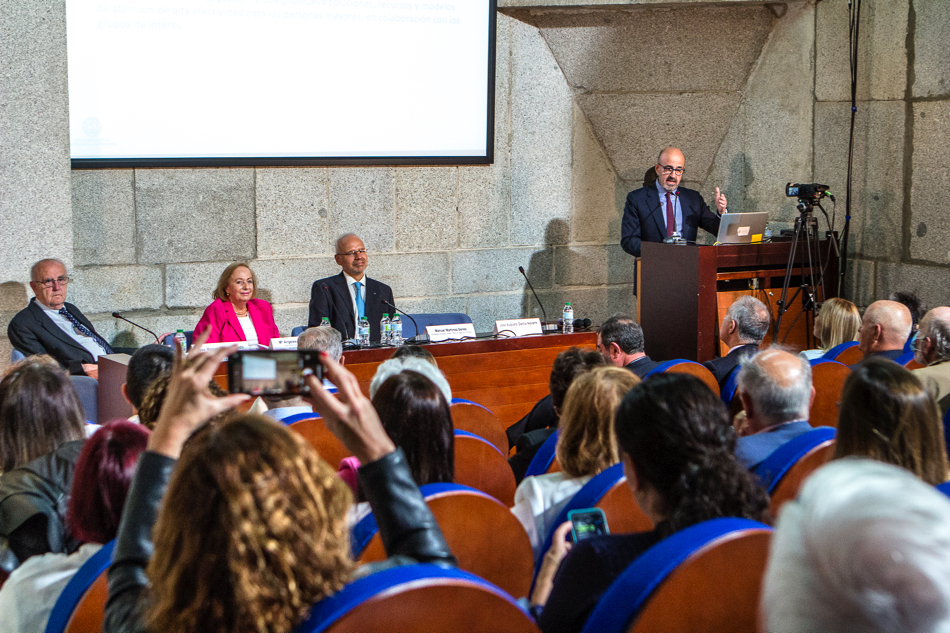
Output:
[666, 191, 675, 238]
[353, 281, 365, 319]
[59, 307, 114, 354]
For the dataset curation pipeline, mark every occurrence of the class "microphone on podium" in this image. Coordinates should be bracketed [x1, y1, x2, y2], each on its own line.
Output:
[382, 300, 428, 344]
[518, 266, 554, 331]
[112, 312, 161, 344]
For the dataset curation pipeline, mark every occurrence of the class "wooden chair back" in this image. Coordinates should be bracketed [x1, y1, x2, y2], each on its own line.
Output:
[288, 416, 352, 469]
[305, 566, 540, 633]
[450, 402, 508, 455]
[454, 434, 517, 506]
[769, 440, 836, 517]
[905, 358, 925, 370]
[653, 361, 721, 397]
[595, 480, 653, 535]
[359, 488, 534, 598]
[628, 530, 772, 633]
[64, 573, 108, 633]
[828, 343, 863, 366]
[808, 361, 851, 428]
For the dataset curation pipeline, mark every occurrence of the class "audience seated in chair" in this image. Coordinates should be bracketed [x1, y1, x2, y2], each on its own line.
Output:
[912, 306, 950, 415]
[761, 459, 950, 633]
[0, 357, 86, 474]
[507, 348, 605, 483]
[733, 349, 816, 470]
[834, 356, 950, 486]
[0, 421, 148, 632]
[704, 295, 768, 388]
[853, 299, 913, 367]
[120, 345, 174, 424]
[511, 367, 639, 557]
[103, 335, 456, 633]
[799, 298, 861, 361]
[596, 315, 659, 378]
[338, 357, 454, 498]
[530, 373, 770, 633]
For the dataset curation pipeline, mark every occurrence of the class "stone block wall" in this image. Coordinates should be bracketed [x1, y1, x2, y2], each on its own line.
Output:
[3, 0, 949, 371]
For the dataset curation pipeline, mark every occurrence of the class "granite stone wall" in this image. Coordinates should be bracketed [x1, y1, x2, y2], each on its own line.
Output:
[2, 0, 948, 371]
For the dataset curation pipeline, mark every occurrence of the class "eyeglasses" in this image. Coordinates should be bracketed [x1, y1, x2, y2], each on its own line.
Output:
[34, 276, 71, 288]
[340, 248, 368, 257]
[658, 164, 685, 175]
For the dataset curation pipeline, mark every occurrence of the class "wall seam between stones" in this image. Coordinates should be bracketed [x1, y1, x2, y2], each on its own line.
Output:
[900, 0, 916, 266]
[251, 168, 258, 260]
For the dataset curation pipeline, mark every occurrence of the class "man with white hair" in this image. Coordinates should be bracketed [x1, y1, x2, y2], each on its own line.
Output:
[761, 459, 950, 633]
[734, 348, 815, 470]
[912, 306, 950, 415]
[704, 295, 769, 387]
[855, 299, 913, 364]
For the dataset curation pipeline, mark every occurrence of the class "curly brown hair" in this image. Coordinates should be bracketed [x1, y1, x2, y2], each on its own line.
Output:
[556, 366, 639, 478]
[138, 369, 229, 430]
[145, 415, 354, 633]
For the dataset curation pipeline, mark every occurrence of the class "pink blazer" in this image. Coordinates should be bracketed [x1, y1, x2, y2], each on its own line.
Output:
[193, 298, 281, 347]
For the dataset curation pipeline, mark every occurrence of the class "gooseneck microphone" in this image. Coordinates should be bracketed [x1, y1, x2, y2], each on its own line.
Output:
[518, 266, 551, 330]
[382, 300, 429, 344]
[112, 312, 160, 344]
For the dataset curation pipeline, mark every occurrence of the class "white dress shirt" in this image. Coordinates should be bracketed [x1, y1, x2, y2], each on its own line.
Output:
[38, 303, 107, 360]
[344, 272, 367, 335]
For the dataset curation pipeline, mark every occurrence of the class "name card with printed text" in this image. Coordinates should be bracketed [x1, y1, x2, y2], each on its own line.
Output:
[199, 341, 259, 352]
[269, 337, 298, 350]
[493, 318, 543, 338]
[425, 323, 477, 343]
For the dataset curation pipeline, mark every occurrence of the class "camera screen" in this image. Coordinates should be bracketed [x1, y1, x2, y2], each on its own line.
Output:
[570, 510, 608, 542]
[231, 351, 317, 396]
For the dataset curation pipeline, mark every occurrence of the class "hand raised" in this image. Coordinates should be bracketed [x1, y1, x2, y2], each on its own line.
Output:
[715, 186, 728, 214]
[303, 353, 395, 464]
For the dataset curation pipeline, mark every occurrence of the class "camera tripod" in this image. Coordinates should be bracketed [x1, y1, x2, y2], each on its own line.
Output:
[772, 199, 827, 345]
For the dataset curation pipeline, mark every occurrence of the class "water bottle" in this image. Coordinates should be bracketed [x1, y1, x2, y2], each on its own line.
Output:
[358, 316, 370, 347]
[173, 329, 188, 354]
[391, 313, 402, 346]
[763, 222, 772, 241]
[380, 314, 391, 345]
[562, 303, 574, 334]
[320, 317, 331, 328]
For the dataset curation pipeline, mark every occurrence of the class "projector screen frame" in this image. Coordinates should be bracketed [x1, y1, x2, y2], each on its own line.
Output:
[69, 0, 497, 170]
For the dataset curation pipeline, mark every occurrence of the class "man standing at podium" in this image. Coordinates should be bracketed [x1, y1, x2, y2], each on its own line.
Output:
[620, 147, 728, 257]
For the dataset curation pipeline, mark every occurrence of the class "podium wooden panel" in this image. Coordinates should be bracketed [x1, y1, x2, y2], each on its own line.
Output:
[98, 354, 133, 423]
[639, 240, 839, 363]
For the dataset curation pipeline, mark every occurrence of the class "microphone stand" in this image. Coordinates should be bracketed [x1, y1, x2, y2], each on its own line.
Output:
[519, 266, 555, 332]
[382, 300, 429, 344]
[112, 312, 160, 344]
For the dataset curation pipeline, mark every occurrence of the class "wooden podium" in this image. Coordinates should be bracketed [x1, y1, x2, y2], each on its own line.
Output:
[638, 240, 839, 363]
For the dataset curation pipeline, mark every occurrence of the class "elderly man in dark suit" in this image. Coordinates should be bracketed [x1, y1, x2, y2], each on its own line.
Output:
[8, 259, 112, 375]
[308, 234, 394, 343]
[704, 295, 769, 387]
[620, 146, 727, 257]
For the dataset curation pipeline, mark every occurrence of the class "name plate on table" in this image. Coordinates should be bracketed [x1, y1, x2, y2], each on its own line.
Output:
[269, 337, 298, 350]
[425, 323, 477, 343]
[493, 318, 543, 338]
[199, 341, 259, 353]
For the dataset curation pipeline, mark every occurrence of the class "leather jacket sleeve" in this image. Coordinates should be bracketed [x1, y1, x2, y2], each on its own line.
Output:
[104, 447, 454, 633]
[358, 448, 456, 566]
[104, 451, 176, 633]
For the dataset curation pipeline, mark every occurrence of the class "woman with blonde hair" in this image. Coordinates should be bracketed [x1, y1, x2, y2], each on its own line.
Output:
[193, 262, 280, 347]
[511, 366, 639, 556]
[834, 356, 949, 485]
[801, 297, 861, 360]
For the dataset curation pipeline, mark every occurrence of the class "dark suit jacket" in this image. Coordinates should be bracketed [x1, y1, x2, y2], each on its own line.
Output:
[703, 343, 761, 387]
[625, 355, 660, 378]
[620, 185, 722, 257]
[7, 298, 104, 374]
[849, 348, 905, 370]
[734, 420, 814, 470]
[308, 272, 394, 343]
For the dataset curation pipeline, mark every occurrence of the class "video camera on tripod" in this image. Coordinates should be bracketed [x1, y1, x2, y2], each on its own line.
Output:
[786, 182, 830, 213]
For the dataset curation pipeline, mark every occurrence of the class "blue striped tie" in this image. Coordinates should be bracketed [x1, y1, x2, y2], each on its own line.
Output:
[59, 307, 114, 354]
[354, 281, 365, 320]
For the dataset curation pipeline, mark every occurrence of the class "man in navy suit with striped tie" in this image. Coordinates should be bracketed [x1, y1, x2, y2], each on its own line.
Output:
[620, 147, 728, 257]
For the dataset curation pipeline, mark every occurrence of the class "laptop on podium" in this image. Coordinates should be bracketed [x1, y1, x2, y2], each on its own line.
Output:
[716, 212, 769, 245]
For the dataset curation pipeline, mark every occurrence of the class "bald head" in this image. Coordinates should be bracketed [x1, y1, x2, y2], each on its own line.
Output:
[655, 147, 685, 193]
[916, 307, 950, 364]
[859, 300, 913, 357]
[737, 349, 814, 430]
[657, 146, 684, 165]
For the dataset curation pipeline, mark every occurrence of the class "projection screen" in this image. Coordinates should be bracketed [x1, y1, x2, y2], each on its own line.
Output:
[66, 0, 495, 167]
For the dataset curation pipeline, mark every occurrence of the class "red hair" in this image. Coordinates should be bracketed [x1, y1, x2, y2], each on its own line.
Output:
[67, 420, 150, 544]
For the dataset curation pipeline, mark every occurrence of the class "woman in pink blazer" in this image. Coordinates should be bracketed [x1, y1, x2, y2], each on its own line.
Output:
[194, 262, 281, 347]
